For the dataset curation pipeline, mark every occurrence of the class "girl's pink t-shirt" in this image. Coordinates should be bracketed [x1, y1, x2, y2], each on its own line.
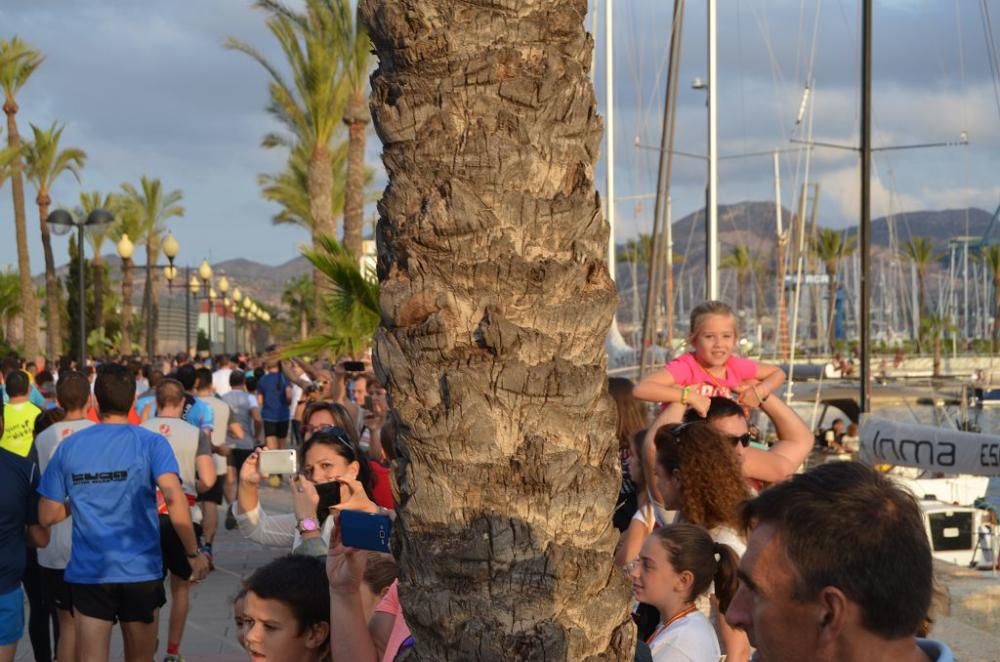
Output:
[375, 581, 412, 662]
[665, 352, 758, 399]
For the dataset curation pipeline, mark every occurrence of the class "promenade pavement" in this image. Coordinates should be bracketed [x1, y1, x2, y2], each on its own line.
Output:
[16, 486, 294, 662]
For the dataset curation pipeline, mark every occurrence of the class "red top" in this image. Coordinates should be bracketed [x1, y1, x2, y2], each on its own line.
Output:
[86, 406, 141, 425]
[368, 460, 395, 510]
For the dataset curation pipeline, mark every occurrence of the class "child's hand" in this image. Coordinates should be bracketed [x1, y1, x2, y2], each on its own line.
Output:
[688, 393, 712, 418]
[734, 383, 767, 409]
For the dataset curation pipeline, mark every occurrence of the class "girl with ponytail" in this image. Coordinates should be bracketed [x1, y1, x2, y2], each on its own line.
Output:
[629, 523, 740, 662]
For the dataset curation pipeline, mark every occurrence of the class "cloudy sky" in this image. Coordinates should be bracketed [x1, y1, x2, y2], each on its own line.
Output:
[1, 0, 998, 272]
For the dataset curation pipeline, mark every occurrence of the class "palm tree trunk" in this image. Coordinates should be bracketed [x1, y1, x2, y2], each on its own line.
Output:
[37, 197, 62, 359]
[361, 1, 633, 658]
[343, 91, 368, 257]
[299, 304, 308, 341]
[92, 254, 104, 334]
[5, 104, 38, 360]
[826, 262, 837, 352]
[148, 235, 161, 358]
[121, 257, 133, 355]
[310, 149, 334, 336]
[916, 271, 926, 354]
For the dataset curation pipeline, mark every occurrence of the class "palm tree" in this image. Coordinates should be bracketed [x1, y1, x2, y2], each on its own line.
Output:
[982, 245, 1000, 353]
[23, 122, 87, 358]
[113, 196, 144, 356]
[720, 244, 756, 317]
[226, 0, 347, 245]
[811, 228, 856, 351]
[281, 236, 377, 357]
[901, 236, 939, 352]
[335, 0, 372, 256]
[79, 191, 119, 333]
[0, 267, 21, 346]
[121, 177, 184, 358]
[920, 313, 955, 378]
[0, 38, 44, 360]
[360, 1, 631, 657]
[281, 274, 315, 341]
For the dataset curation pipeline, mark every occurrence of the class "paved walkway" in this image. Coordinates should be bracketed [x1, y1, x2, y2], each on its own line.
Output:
[16, 487, 294, 661]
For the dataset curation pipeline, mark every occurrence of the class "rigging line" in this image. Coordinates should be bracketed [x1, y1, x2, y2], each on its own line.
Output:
[750, 1, 793, 139]
[956, 0, 971, 244]
[980, 0, 1000, 120]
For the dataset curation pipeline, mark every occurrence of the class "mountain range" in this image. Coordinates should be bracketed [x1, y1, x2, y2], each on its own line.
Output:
[44, 202, 994, 310]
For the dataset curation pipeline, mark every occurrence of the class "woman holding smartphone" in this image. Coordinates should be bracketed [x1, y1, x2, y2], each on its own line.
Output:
[233, 402, 376, 553]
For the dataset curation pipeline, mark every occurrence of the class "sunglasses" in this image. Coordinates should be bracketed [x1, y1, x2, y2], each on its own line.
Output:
[727, 433, 752, 448]
[304, 425, 356, 453]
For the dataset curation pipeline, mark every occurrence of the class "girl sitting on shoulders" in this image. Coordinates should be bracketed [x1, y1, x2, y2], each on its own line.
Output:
[634, 300, 785, 414]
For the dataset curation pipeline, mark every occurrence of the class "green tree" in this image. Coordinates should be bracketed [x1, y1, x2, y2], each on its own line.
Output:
[920, 313, 955, 378]
[281, 274, 315, 341]
[121, 176, 184, 358]
[811, 228, 856, 351]
[64, 234, 95, 362]
[226, 0, 348, 246]
[901, 236, 939, 336]
[983, 245, 1000, 353]
[0, 267, 21, 346]
[720, 244, 758, 317]
[79, 191, 119, 334]
[1, 37, 44, 360]
[23, 122, 87, 358]
[112, 195, 144, 355]
[360, 0, 631, 656]
[281, 235, 378, 357]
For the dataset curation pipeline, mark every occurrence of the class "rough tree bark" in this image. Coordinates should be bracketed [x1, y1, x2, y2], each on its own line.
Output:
[362, 1, 633, 659]
[37, 193, 61, 359]
[309, 146, 335, 333]
[4, 100, 38, 360]
[343, 90, 368, 257]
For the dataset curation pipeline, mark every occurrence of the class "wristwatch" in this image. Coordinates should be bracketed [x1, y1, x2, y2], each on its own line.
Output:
[297, 517, 319, 534]
[186, 550, 200, 559]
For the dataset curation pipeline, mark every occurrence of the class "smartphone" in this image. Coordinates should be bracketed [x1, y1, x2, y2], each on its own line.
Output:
[343, 360, 365, 373]
[339, 510, 392, 553]
[362, 394, 373, 411]
[258, 449, 297, 475]
[315, 480, 341, 520]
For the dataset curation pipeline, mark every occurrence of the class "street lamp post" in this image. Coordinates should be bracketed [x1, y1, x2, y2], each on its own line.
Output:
[47, 209, 113, 368]
[218, 275, 230, 355]
[197, 259, 213, 355]
[232, 287, 243, 354]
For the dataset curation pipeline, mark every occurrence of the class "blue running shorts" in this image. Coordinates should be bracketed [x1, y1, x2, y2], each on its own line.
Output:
[0, 586, 24, 645]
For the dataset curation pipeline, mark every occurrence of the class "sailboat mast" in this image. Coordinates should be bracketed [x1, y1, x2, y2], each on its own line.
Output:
[860, 0, 873, 412]
[706, 0, 719, 299]
[606, 0, 616, 276]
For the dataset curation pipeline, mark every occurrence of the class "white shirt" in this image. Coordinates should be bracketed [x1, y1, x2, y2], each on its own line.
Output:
[33, 419, 95, 569]
[234, 502, 335, 551]
[212, 368, 233, 396]
[647, 610, 722, 662]
[203, 395, 232, 475]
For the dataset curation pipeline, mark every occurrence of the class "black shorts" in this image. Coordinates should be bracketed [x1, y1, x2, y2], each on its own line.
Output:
[159, 515, 203, 579]
[196, 478, 225, 504]
[69, 580, 166, 624]
[263, 420, 290, 439]
[41, 567, 72, 611]
[229, 448, 253, 473]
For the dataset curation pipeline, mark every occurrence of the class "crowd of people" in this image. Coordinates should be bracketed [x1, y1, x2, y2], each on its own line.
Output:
[0, 298, 954, 661]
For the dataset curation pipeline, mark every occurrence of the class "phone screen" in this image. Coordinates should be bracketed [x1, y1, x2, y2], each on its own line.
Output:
[315, 480, 341, 521]
[343, 361, 365, 373]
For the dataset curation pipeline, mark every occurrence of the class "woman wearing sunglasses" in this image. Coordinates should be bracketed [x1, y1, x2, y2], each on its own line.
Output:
[652, 421, 751, 662]
[232, 402, 376, 553]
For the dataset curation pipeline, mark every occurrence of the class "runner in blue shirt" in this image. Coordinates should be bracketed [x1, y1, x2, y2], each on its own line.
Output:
[38, 364, 209, 662]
